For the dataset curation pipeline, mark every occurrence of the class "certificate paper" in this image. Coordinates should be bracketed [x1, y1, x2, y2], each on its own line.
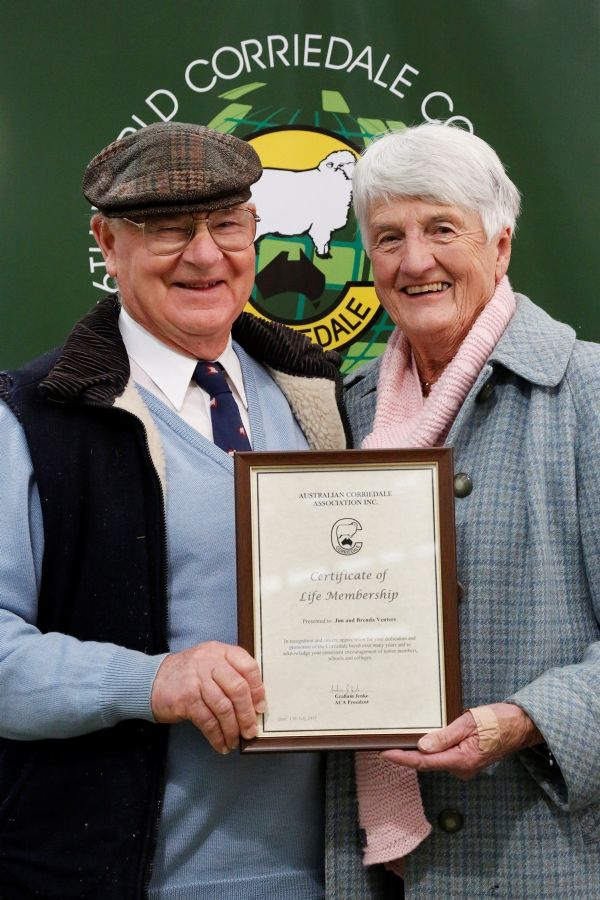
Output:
[235, 449, 461, 751]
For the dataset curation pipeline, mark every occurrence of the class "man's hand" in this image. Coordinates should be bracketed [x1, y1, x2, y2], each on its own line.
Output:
[151, 642, 266, 754]
[381, 702, 544, 780]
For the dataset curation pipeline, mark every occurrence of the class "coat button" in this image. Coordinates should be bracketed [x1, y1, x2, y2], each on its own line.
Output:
[438, 808, 464, 833]
[476, 380, 495, 402]
[454, 473, 473, 498]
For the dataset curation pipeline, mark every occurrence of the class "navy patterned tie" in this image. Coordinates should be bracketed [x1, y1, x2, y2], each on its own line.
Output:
[193, 361, 251, 455]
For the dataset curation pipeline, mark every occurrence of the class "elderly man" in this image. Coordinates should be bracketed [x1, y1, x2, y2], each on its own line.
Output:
[0, 123, 386, 900]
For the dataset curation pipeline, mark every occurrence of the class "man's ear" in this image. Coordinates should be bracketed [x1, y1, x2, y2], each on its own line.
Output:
[494, 226, 512, 284]
[91, 215, 118, 277]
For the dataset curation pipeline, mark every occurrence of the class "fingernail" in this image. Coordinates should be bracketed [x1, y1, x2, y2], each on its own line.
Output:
[255, 700, 267, 714]
[419, 737, 433, 751]
[244, 725, 258, 739]
[220, 747, 231, 755]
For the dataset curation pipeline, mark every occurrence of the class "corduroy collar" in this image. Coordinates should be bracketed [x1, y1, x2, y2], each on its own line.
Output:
[39, 295, 343, 405]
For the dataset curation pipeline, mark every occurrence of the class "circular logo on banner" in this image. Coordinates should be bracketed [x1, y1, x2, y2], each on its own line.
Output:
[92, 34, 475, 369]
[245, 126, 380, 353]
[331, 517, 363, 555]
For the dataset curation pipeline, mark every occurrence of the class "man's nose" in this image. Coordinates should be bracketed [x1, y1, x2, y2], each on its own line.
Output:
[398, 234, 435, 278]
[181, 221, 223, 264]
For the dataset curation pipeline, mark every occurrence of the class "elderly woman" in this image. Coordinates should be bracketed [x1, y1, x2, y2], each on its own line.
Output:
[344, 124, 600, 898]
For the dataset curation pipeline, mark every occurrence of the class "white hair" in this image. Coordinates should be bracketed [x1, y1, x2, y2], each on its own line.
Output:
[352, 123, 521, 244]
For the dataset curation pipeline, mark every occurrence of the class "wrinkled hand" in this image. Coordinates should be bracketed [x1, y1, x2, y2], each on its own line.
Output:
[381, 702, 544, 780]
[151, 642, 266, 754]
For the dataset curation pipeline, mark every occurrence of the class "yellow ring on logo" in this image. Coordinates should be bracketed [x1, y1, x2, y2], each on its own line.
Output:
[246, 128, 380, 351]
[245, 284, 380, 351]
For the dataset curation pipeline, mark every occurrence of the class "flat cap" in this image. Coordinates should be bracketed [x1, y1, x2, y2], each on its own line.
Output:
[82, 121, 262, 217]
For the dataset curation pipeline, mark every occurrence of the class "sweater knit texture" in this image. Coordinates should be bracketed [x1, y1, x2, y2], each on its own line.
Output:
[0, 344, 326, 899]
[356, 277, 516, 870]
[140, 346, 325, 899]
[362, 277, 516, 450]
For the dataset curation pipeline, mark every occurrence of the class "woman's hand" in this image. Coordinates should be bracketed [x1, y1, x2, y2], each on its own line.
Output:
[381, 702, 544, 780]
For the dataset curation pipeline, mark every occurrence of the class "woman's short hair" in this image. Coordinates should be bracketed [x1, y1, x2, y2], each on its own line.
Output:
[352, 123, 521, 244]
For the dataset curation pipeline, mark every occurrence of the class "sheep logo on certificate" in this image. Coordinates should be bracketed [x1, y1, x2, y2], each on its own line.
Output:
[245, 127, 380, 357]
[331, 518, 363, 555]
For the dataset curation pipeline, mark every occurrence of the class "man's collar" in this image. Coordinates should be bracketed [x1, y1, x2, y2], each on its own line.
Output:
[119, 307, 194, 411]
[39, 294, 343, 406]
[217, 342, 248, 408]
[39, 295, 129, 403]
[118, 305, 247, 410]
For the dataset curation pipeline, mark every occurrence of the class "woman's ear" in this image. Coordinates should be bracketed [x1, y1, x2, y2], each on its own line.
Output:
[495, 226, 512, 283]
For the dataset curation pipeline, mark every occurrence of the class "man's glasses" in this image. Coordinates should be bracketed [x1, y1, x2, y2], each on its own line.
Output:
[122, 207, 260, 255]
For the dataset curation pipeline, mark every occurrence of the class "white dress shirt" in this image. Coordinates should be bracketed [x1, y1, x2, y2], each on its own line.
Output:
[118, 305, 251, 443]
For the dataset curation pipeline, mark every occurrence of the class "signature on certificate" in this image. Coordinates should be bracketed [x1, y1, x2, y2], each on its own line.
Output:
[331, 683, 362, 694]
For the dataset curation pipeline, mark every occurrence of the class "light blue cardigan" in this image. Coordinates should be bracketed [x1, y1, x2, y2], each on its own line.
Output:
[341, 294, 600, 898]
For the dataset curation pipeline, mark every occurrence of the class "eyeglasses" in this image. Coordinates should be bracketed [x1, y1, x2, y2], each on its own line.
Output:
[122, 207, 260, 255]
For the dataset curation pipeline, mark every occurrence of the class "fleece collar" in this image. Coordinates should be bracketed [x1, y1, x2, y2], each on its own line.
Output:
[40, 295, 345, 403]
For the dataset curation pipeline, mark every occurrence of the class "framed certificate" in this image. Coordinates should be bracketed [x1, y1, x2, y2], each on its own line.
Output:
[234, 448, 461, 752]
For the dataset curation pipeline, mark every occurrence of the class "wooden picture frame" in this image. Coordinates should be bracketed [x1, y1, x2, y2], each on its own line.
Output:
[235, 448, 461, 752]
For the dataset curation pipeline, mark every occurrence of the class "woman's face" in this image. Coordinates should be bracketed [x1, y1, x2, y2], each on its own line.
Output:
[366, 197, 512, 352]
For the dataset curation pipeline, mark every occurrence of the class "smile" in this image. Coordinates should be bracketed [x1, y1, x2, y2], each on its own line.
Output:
[403, 282, 450, 295]
[174, 280, 223, 290]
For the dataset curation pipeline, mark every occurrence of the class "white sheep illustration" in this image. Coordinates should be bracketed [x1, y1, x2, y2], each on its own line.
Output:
[250, 150, 356, 257]
[335, 520, 359, 549]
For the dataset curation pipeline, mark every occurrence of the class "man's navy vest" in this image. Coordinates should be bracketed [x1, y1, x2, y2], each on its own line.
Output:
[0, 300, 174, 899]
[0, 297, 350, 900]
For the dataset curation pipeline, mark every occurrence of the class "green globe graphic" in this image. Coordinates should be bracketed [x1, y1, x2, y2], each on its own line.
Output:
[205, 84, 400, 373]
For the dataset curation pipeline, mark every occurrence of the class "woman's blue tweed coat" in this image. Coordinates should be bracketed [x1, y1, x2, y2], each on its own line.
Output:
[340, 294, 600, 899]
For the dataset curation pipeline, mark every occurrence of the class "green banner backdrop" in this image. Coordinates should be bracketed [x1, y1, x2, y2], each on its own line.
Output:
[2, 0, 599, 370]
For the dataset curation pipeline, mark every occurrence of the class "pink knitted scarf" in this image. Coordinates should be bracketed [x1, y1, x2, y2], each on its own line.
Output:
[356, 276, 516, 874]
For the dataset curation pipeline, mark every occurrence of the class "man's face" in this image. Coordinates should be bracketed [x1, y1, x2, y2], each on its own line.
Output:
[93, 207, 256, 359]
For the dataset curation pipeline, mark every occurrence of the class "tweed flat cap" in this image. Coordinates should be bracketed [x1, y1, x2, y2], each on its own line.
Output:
[82, 121, 262, 217]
